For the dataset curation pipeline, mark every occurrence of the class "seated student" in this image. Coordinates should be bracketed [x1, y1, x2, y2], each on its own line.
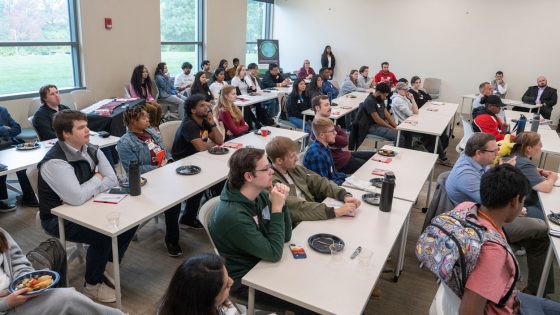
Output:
[209, 68, 227, 100]
[158, 253, 242, 315]
[174, 61, 194, 97]
[339, 69, 369, 96]
[38, 110, 136, 303]
[518, 76, 558, 119]
[261, 63, 290, 118]
[201, 59, 213, 80]
[209, 148, 311, 314]
[32, 84, 70, 141]
[266, 136, 359, 223]
[319, 67, 339, 100]
[116, 104, 182, 257]
[473, 95, 509, 141]
[0, 228, 125, 315]
[304, 117, 347, 185]
[230, 65, 250, 95]
[357, 66, 374, 89]
[511, 132, 558, 220]
[245, 63, 262, 94]
[128, 65, 163, 128]
[459, 164, 560, 315]
[190, 71, 214, 102]
[445, 133, 553, 296]
[472, 81, 493, 111]
[0, 106, 38, 210]
[218, 59, 232, 82]
[155, 62, 187, 120]
[226, 57, 239, 81]
[312, 95, 374, 174]
[491, 70, 508, 98]
[297, 59, 315, 80]
[304, 74, 324, 107]
[171, 94, 224, 228]
[354, 82, 405, 146]
[214, 86, 252, 138]
[286, 78, 311, 133]
[386, 78, 408, 110]
[408, 76, 432, 108]
[391, 82, 451, 165]
[373, 61, 398, 87]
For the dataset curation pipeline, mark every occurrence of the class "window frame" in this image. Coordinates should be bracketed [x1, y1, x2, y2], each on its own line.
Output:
[0, 0, 83, 101]
[245, 0, 272, 63]
[160, 0, 204, 71]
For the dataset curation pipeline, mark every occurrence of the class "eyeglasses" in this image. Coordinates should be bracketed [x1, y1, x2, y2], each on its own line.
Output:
[322, 129, 336, 135]
[482, 148, 499, 153]
[254, 163, 273, 173]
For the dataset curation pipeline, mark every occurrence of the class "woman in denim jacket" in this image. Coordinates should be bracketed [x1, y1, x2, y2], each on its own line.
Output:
[116, 104, 182, 257]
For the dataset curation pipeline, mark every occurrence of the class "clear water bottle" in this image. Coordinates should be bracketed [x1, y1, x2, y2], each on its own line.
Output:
[128, 160, 141, 196]
[379, 172, 396, 212]
[530, 114, 540, 132]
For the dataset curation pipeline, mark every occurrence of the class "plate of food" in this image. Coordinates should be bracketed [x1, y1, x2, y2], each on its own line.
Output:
[362, 192, 381, 206]
[9, 270, 59, 295]
[176, 165, 201, 175]
[308, 233, 345, 254]
[254, 129, 272, 136]
[208, 146, 230, 155]
[16, 142, 40, 151]
[377, 149, 397, 157]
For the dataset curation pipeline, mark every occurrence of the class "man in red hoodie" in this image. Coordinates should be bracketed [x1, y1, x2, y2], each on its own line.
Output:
[374, 61, 398, 87]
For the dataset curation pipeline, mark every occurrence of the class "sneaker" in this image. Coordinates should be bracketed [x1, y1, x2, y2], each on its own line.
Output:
[83, 282, 116, 303]
[179, 219, 204, 230]
[0, 200, 16, 213]
[514, 248, 526, 256]
[437, 158, 453, 167]
[16, 195, 39, 208]
[165, 242, 183, 257]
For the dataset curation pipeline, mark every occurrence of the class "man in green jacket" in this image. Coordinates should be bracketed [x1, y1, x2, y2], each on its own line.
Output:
[266, 136, 361, 224]
[208, 148, 293, 290]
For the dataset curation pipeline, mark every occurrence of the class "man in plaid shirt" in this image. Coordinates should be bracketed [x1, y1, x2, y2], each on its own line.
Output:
[304, 117, 347, 185]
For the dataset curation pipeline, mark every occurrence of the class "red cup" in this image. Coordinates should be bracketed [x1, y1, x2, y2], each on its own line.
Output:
[261, 129, 268, 137]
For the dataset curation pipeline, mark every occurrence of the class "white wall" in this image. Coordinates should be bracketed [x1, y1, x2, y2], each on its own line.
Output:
[273, 0, 560, 109]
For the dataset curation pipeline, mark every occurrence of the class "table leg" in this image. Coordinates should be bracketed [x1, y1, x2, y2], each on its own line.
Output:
[394, 213, 410, 282]
[459, 97, 465, 124]
[426, 167, 435, 208]
[248, 287, 255, 315]
[537, 245, 553, 297]
[241, 106, 245, 115]
[112, 236, 122, 309]
[57, 217, 68, 287]
[302, 114, 307, 131]
[396, 130, 401, 147]
[433, 136, 439, 154]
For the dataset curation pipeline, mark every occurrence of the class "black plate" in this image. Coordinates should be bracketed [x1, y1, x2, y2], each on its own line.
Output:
[176, 165, 201, 175]
[377, 149, 396, 157]
[548, 213, 560, 226]
[209, 146, 230, 155]
[362, 193, 381, 206]
[370, 178, 383, 188]
[254, 129, 272, 136]
[308, 233, 345, 254]
[16, 142, 40, 151]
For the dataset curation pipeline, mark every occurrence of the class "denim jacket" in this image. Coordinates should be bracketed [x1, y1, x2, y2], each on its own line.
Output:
[116, 127, 172, 174]
[155, 74, 177, 99]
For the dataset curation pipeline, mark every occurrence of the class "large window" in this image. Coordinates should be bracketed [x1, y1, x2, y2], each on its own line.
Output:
[160, 0, 203, 77]
[246, 0, 271, 65]
[0, 0, 81, 99]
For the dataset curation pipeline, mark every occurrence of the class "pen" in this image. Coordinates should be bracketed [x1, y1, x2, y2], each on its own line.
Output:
[350, 246, 362, 259]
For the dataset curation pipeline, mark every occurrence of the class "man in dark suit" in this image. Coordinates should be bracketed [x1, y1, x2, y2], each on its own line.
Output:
[515, 76, 558, 119]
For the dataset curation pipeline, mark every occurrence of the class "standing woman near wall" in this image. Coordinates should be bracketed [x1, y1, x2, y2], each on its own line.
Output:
[321, 45, 336, 78]
[128, 65, 163, 128]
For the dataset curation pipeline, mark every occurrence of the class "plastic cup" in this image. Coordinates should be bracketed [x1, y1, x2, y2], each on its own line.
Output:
[330, 243, 344, 266]
[261, 129, 268, 137]
[358, 249, 374, 267]
[106, 211, 120, 230]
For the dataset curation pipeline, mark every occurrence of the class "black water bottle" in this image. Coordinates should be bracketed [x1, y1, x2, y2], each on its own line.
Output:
[379, 172, 396, 212]
[128, 160, 141, 196]
[530, 114, 540, 132]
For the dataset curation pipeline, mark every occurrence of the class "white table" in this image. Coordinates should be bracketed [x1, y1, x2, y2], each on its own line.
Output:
[396, 110, 453, 155]
[224, 127, 308, 151]
[234, 93, 279, 114]
[537, 129, 560, 169]
[51, 151, 230, 308]
[537, 189, 560, 296]
[301, 91, 368, 130]
[0, 135, 119, 177]
[461, 94, 542, 121]
[503, 110, 551, 131]
[419, 101, 459, 137]
[242, 188, 414, 315]
[344, 145, 437, 281]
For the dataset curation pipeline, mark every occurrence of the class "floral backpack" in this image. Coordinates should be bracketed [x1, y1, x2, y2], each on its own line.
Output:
[416, 202, 519, 307]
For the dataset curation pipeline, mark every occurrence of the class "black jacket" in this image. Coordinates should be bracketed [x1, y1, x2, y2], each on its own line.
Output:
[522, 85, 557, 107]
[32, 104, 70, 141]
[261, 72, 284, 89]
[321, 54, 336, 70]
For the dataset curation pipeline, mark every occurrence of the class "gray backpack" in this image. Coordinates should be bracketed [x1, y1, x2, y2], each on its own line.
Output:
[26, 238, 67, 288]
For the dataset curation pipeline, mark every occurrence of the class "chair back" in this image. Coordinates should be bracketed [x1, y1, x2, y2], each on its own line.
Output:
[456, 117, 474, 152]
[123, 85, 131, 98]
[429, 283, 460, 315]
[26, 167, 39, 202]
[197, 196, 220, 254]
[27, 116, 40, 139]
[159, 120, 181, 151]
[274, 95, 298, 130]
[423, 78, 442, 99]
[70, 90, 95, 111]
[330, 80, 340, 90]
[28, 97, 42, 118]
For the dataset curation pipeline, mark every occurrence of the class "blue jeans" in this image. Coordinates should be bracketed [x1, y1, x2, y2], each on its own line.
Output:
[368, 125, 406, 147]
[518, 292, 560, 315]
[42, 217, 137, 285]
[288, 116, 311, 134]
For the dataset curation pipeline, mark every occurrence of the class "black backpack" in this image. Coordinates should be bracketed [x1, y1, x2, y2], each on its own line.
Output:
[26, 238, 67, 288]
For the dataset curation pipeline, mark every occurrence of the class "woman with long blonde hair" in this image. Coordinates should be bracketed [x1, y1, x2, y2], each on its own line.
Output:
[215, 85, 249, 138]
